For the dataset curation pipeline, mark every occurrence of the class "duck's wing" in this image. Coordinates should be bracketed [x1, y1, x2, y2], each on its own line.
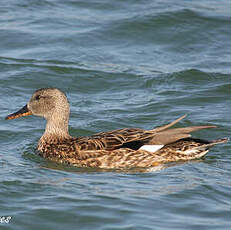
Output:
[75, 115, 216, 151]
[76, 127, 155, 151]
[75, 114, 187, 151]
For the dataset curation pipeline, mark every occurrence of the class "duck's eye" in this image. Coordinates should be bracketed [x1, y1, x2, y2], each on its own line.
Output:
[35, 95, 41, 100]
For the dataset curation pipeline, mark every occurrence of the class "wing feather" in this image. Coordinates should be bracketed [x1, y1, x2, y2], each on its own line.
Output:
[74, 115, 216, 151]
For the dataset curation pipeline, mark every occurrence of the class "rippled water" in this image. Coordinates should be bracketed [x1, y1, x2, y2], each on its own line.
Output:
[1, 0, 231, 229]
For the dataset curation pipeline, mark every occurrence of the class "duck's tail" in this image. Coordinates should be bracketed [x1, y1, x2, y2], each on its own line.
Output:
[179, 137, 228, 160]
[208, 137, 229, 146]
[191, 138, 228, 151]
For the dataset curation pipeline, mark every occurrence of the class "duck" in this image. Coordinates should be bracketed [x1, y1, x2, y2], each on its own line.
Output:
[5, 88, 228, 169]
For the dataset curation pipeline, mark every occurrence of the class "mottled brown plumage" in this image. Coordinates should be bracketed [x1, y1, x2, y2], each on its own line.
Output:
[5, 88, 228, 169]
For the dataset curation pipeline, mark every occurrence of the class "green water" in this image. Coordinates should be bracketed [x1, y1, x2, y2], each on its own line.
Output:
[1, 1, 231, 229]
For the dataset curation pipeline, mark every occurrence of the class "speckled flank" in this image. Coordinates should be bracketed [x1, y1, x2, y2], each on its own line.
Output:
[7, 88, 228, 169]
[37, 136, 227, 169]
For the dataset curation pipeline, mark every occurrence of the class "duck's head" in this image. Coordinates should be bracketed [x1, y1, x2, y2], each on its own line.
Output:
[5, 88, 70, 121]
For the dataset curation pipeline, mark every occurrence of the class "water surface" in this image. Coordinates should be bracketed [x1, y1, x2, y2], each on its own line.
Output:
[1, 0, 231, 229]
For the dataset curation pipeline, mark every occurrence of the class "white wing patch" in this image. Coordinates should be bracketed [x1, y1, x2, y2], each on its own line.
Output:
[139, 145, 164, 153]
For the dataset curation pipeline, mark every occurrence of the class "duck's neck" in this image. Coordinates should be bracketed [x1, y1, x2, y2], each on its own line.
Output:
[41, 111, 71, 142]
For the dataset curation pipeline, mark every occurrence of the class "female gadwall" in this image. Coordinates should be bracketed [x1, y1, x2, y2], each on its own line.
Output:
[6, 88, 227, 169]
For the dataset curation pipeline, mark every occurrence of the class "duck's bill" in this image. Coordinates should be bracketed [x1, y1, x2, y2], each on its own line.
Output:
[5, 105, 32, 120]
